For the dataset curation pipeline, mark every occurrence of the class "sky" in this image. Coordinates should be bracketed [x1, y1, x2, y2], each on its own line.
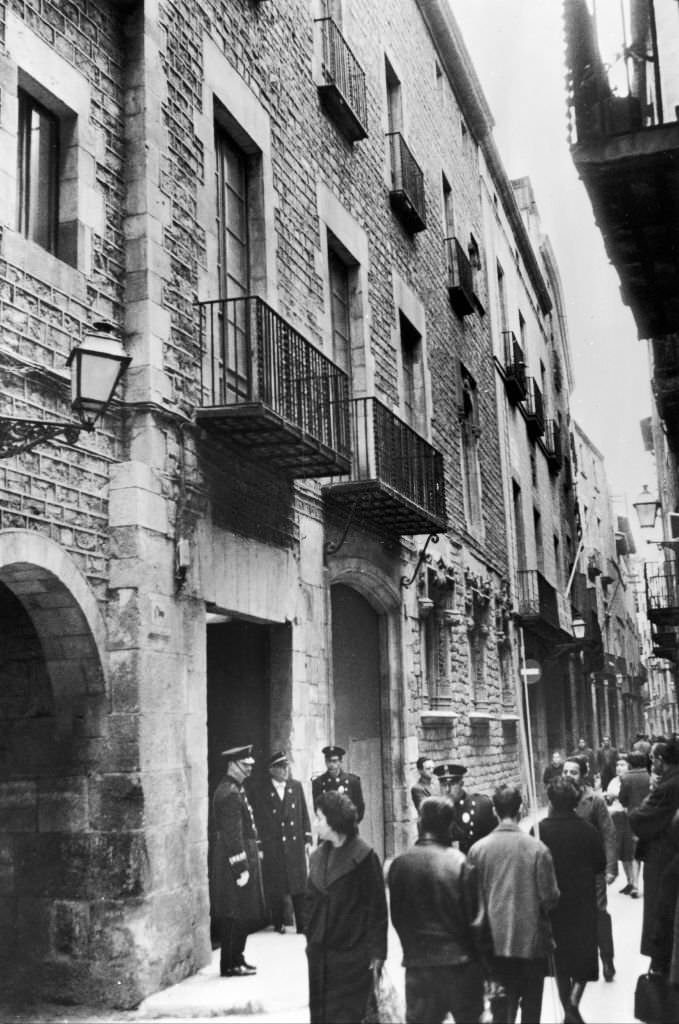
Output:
[449, 0, 657, 532]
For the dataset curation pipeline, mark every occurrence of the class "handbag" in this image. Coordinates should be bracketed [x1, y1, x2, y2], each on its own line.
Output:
[362, 963, 405, 1024]
[634, 972, 679, 1023]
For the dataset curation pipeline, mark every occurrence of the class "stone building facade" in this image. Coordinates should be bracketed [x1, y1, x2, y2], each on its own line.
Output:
[0, 0, 580, 1007]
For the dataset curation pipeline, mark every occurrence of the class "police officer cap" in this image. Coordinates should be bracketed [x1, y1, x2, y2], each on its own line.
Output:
[221, 744, 255, 763]
[433, 763, 467, 779]
[268, 750, 289, 766]
[322, 745, 346, 758]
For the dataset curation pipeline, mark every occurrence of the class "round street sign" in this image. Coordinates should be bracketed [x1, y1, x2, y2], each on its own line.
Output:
[520, 659, 542, 685]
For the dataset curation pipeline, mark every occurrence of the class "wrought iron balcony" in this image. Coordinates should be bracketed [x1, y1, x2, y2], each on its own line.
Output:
[323, 396, 447, 536]
[446, 237, 475, 317]
[502, 331, 527, 404]
[646, 563, 679, 627]
[523, 377, 544, 438]
[516, 569, 561, 638]
[387, 132, 426, 234]
[197, 296, 351, 478]
[315, 18, 368, 142]
[563, 0, 679, 337]
[543, 420, 562, 474]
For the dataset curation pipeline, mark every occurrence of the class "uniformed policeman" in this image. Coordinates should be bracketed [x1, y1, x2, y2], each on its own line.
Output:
[311, 744, 365, 822]
[433, 762, 496, 854]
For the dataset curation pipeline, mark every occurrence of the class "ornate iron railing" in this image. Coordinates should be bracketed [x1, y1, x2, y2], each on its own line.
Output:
[316, 17, 368, 136]
[386, 132, 426, 231]
[516, 569, 560, 633]
[199, 296, 350, 459]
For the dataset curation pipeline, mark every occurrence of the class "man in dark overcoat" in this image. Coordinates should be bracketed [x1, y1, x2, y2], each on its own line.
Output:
[434, 763, 496, 854]
[211, 744, 266, 976]
[596, 735, 619, 791]
[311, 744, 365, 822]
[629, 737, 679, 968]
[250, 751, 312, 934]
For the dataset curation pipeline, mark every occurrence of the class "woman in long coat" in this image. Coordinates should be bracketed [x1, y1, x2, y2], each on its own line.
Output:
[304, 790, 388, 1024]
[538, 775, 606, 1024]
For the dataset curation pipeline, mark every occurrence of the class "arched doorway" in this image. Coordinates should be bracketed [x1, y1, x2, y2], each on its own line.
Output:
[330, 584, 384, 857]
[0, 536, 130, 1005]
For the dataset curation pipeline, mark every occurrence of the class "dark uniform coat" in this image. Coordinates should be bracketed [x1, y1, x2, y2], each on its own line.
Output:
[312, 770, 365, 822]
[538, 811, 606, 981]
[210, 773, 265, 931]
[304, 836, 387, 1024]
[450, 790, 497, 854]
[629, 762, 679, 955]
[251, 776, 312, 901]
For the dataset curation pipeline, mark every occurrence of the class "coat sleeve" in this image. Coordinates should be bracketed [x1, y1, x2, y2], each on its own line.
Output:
[215, 784, 249, 880]
[299, 781, 312, 844]
[537, 846, 560, 912]
[592, 794, 617, 875]
[365, 851, 388, 960]
[629, 784, 678, 842]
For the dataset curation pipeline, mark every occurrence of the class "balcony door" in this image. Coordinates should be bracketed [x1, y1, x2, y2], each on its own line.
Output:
[331, 584, 384, 858]
[215, 125, 250, 403]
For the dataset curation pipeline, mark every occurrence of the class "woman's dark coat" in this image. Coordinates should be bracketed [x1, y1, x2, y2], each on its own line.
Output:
[304, 835, 388, 1024]
[251, 776, 312, 900]
[629, 762, 679, 955]
[538, 811, 606, 981]
[210, 773, 265, 931]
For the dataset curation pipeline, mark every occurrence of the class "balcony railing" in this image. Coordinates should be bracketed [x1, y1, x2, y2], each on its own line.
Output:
[524, 377, 545, 438]
[646, 563, 679, 626]
[387, 132, 426, 234]
[315, 18, 368, 142]
[446, 237, 475, 317]
[516, 569, 560, 636]
[197, 296, 351, 478]
[323, 396, 447, 535]
[502, 330, 527, 404]
[543, 419, 562, 474]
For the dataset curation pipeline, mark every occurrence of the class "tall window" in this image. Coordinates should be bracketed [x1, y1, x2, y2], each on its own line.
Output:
[329, 248, 351, 378]
[442, 174, 454, 237]
[460, 365, 482, 527]
[534, 508, 544, 574]
[497, 262, 508, 333]
[513, 480, 526, 569]
[400, 312, 423, 431]
[17, 88, 59, 254]
[385, 59, 402, 134]
[215, 125, 250, 401]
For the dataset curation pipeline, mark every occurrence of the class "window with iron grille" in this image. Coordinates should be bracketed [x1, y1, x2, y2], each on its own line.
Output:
[460, 365, 482, 528]
[17, 88, 59, 255]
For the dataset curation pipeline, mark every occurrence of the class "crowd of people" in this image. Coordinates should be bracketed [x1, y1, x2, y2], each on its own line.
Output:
[209, 734, 679, 1024]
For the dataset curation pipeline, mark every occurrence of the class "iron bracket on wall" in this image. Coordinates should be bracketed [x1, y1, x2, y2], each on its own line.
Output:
[400, 533, 439, 588]
[324, 496, 361, 558]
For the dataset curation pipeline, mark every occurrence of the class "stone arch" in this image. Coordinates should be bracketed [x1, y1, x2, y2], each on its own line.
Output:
[326, 555, 402, 615]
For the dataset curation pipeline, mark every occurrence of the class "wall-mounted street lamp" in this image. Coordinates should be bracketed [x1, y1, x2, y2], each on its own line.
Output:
[0, 322, 130, 459]
[633, 484, 661, 530]
[548, 615, 587, 660]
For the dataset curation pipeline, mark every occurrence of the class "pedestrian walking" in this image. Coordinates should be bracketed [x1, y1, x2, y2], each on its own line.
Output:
[388, 796, 484, 1024]
[563, 755, 617, 982]
[249, 751, 312, 934]
[542, 749, 564, 788]
[411, 755, 439, 812]
[433, 762, 496, 853]
[570, 738, 595, 785]
[629, 737, 679, 971]
[539, 775, 606, 1024]
[467, 784, 560, 1023]
[311, 744, 365, 822]
[605, 754, 640, 897]
[303, 790, 387, 1023]
[597, 735, 619, 791]
[210, 744, 266, 977]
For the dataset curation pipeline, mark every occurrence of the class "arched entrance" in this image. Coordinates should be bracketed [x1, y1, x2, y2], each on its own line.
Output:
[330, 584, 384, 857]
[0, 533, 132, 1005]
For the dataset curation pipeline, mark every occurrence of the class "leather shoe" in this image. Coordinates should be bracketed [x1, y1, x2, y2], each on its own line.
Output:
[274, 923, 286, 934]
[221, 964, 257, 977]
[630, 887, 640, 899]
[602, 959, 615, 982]
[619, 883, 632, 895]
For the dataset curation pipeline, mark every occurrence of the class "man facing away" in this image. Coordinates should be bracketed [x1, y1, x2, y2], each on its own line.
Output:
[388, 796, 484, 1024]
[563, 755, 617, 982]
[249, 751, 312, 934]
[311, 744, 365, 822]
[411, 755, 439, 813]
[466, 784, 560, 1023]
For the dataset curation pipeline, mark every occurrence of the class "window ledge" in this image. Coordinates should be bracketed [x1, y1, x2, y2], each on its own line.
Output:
[420, 709, 458, 725]
[500, 713, 520, 722]
[3, 230, 87, 301]
[469, 709, 493, 722]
